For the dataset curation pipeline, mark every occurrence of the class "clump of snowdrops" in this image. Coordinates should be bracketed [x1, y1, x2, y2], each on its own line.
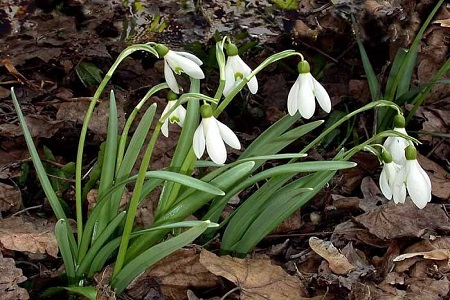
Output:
[11, 37, 431, 297]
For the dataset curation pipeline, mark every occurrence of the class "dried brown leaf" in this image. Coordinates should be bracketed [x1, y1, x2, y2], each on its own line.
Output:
[308, 237, 356, 275]
[0, 253, 29, 300]
[0, 182, 21, 213]
[127, 249, 218, 300]
[199, 249, 308, 300]
[354, 202, 449, 240]
[417, 154, 450, 200]
[0, 216, 58, 258]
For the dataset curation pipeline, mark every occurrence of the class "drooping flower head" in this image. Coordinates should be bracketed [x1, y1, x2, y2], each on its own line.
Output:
[392, 145, 432, 209]
[155, 44, 205, 94]
[383, 114, 410, 165]
[287, 60, 331, 119]
[223, 43, 258, 97]
[379, 150, 401, 200]
[193, 104, 241, 164]
[160, 91, 186, 137]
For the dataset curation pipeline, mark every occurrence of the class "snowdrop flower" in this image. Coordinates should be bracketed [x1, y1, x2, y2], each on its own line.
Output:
[383, 114, 410, 165]
[160, 91, 186, 137]
[223, 43, 258, 97]
[392, 145, 432, 209]
[193, 104, 241, 164]
[379, 150, 401, 200]
[155, 44, 205, 94]
[287, 60, 331, 119]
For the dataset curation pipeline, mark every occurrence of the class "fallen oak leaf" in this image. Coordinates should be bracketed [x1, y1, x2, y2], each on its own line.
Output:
[199, 249, 308, 300]
[0, 252, 29, 300]
[393, 249, 450, 262]
[308, 237, 356, 275]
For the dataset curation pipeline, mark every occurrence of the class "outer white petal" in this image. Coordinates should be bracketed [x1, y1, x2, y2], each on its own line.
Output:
[164, 60, 179, 93]
[216, 119, 241, 150]
[297, 74, 315, 119]
[203, 117, 227, 164]
[193, 123, 205, 159]
[287, 76, 300, 116]
[165, 51, 205, 79]
[405, 160, 431, 209]
[175, 51, 203, 66]
[392, 167, 406, 204]
[160, 102, 172, 137]
[383, 127, 409, 165]
[312, 77, 331, 113]
[223, 60, 236, 97]
[379, 165, 392, 200]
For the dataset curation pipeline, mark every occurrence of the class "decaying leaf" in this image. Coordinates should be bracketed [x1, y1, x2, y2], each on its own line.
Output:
[354, 202, 449, 240]
[126, 248, 218, 300]
[308, 237, 356, 275]
[199, 249, 308, 300]
[0, 253, 29, 300]
[0, 182, 22, 213]
[0, 216, 58, 258]
[417, 154, 450, 200]
[394, 249, 450, 262]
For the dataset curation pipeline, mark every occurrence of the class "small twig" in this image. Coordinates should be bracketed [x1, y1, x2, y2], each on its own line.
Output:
[11, 205, 43, 217]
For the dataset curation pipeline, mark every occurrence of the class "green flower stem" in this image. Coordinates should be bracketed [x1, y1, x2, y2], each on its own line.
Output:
[300, 100, 402, 155]
[116, 83, 168, 175]
[75, 44, 158, 245]
[214, 50, 302, 117]
[113, 121, 163, 277]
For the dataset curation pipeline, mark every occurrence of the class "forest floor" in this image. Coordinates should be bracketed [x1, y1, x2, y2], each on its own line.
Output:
[0, 0, 450, 299]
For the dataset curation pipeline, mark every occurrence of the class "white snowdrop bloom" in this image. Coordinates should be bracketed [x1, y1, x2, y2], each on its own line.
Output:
[392, 145, 432, 209]
[193, 104, 241, 165]
[287, 60, 331, 119]
[160, 92, 186, 137]
[223, 43, 258, 97]
[379, 151, 401, 200]
[156, 44, 205, 94]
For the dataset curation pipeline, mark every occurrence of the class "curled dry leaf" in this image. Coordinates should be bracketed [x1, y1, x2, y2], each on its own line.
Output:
[0, 216, 58, 258]
[0, 253, 29, 300]
[393, 249, 450, 262]
[199, 249, 308, 300]
[308, 237, 356, 275]
[126, 249, 218, 300]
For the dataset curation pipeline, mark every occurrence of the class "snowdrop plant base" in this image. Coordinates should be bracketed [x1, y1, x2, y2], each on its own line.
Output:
[10, 38, 428, 297]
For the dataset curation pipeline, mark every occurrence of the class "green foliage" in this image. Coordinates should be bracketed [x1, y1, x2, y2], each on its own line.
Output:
[75, 61, 103, 87]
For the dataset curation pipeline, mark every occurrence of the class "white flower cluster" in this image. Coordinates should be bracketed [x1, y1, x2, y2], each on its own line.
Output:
[379, 115, 432, 209]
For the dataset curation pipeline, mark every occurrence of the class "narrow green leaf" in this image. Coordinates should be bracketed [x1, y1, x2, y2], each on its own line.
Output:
[75, 61, 103, 87]
[54, 220, 76, 284]
[385, 48, 408, 97]
[111, 221, 210, 294]
[41, 286, 96, 299]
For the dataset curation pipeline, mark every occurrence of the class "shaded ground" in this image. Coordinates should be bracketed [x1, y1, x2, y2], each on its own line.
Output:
[0, 0, 449, 299]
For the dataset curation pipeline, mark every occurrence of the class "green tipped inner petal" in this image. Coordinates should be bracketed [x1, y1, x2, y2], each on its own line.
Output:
[170, 115, 180, 123]
[174, 66, 183, 74]
[234, 72, 244, 80]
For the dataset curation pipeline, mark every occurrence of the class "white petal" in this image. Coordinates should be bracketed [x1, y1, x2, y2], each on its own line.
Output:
[379, 166, 392, 200]
[175, 105, 186, 126]
[160, 103, 172, 137]
[164, 60, 179, 93]
[312, 77, 331, 113]
[232, 56, 258, 94]
[203, 117, 227, 164]
[166, 51, 205, 79]
[193, 123, 205, 159]
[223, 60, 236, 97]
[392, 167, 406, 204]
[406, 160, 431, 209]
[287, 76, 300, 116]
[175, 51, 203, 66]
[216, 119, 241, 150]
[297, 74, 315, 119]
[247, 75, 258, 94]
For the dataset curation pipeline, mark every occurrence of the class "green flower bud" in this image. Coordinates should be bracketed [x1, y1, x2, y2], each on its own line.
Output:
[405, 145, 417, 160]
[381, 150, 393, 163]
[226, 43, 239, 57]
[200, 104, 213, 118]
[155, 44, 169, 57]
[167, 90, 178, 101]
[297, 60, 310, 74]
[393, 114, 405, 128]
